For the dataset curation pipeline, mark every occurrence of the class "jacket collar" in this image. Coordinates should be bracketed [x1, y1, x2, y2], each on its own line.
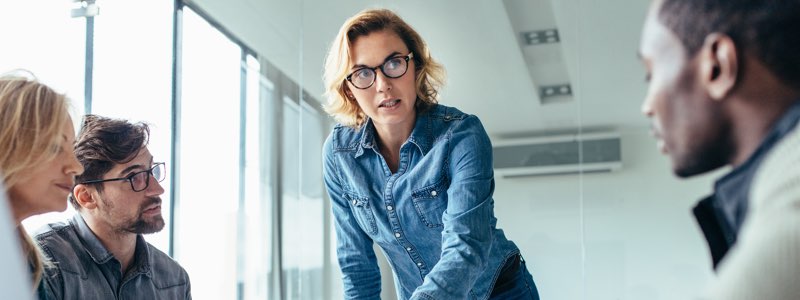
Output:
[354, 107, 434, 158]
[696, 100, 800, 266]
[71, 214, 153, 277]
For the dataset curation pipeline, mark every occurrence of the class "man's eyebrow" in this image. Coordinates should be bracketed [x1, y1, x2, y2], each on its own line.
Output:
[119, 164, 146, 176]
[351, 51, 402, 70]
[118, 156, 154, 176]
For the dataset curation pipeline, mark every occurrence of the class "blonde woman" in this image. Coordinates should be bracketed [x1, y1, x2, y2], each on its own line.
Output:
[322, 9, 539, 299]
[0, 74, 84, 299]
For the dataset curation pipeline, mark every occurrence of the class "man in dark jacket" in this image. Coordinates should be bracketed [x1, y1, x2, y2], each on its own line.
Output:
[35, 115, 192, 299]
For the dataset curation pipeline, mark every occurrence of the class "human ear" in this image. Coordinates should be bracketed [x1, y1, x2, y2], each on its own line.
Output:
[72, 184, 98, 210]
[699, 33, 738, 100]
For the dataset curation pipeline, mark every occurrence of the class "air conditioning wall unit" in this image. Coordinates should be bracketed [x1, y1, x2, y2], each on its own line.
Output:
[492, 132, 622, 178]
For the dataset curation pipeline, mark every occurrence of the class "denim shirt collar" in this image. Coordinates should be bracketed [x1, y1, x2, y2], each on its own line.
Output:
[712, 100, 800, 233]
[354, 107, 433, 158]
[72, 214, 153, 277]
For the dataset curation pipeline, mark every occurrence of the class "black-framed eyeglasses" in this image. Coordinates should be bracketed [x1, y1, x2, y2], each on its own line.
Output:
[345, 52, 414, 89]
[78, 162, 166, 192]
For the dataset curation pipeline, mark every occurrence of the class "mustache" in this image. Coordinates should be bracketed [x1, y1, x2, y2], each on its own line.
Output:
[139, 196, 162, 212]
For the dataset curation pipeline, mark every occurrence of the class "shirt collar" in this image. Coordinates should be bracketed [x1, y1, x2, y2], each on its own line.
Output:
[712, 100, 800, 233]
[71, 214, 153, 276]
[354, 118, 376, 158]
[354, 108, 434, 158]
[72, 213, 115, 264]
[407, 108, 433, 155]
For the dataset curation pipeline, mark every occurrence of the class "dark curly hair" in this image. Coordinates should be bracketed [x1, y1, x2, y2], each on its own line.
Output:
[70, 114, 150, 209]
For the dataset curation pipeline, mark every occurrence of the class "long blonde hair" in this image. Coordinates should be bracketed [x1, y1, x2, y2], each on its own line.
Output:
[0, 72, 70, 289]
[323, 9, 446, 127]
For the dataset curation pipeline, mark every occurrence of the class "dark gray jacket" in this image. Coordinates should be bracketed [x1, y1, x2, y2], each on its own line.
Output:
[34, 214, 191, 300]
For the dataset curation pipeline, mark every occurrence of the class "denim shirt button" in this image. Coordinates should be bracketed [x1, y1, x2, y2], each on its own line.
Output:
[417, 262, 423, 267]
[387, 205, 393, 211]
[444, 115, 451, 121]
[406, 247, 412, 251]
[431, 190, 437, 196]
[394, 232, 401, 238]
[352, 200, 357, 205]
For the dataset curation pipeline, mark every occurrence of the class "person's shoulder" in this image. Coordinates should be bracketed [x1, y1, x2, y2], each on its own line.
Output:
[424, 104, 487, 137]
[33, 220, 78, 251]
[424, 104, 471, 121]
[146, 243, 191, 284]
[33, 220, 84, 274]
[752, 125, 800, 209]
[326, 122, 363, 152]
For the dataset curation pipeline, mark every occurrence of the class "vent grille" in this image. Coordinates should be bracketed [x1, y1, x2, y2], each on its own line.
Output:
[493, 134, 622, 177]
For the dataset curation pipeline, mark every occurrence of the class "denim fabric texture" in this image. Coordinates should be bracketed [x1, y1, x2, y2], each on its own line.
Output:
[323, 104, 537, 300]
[34, 214, 191, 300]
[488, 255, 539, 300]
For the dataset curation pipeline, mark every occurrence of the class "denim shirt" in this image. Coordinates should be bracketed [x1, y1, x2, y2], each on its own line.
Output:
[323, 104, 523, 300]
[694, 100, 800, 268]
[33, 214, 191, 300]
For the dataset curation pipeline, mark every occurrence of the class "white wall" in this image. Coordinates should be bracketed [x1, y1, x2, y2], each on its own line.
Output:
[493, 129, 722, 300]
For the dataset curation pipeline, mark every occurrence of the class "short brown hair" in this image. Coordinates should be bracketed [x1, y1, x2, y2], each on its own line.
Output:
[70, 114, 150, 209]
[323, 9, 446, 127]
[659, 0, 800, 88]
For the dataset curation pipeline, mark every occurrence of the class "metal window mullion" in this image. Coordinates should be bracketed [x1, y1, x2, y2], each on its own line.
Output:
[236, 50, 248, 300]
[168, 0, 184, 259]
[264, 60, 285, 300]
[84, 16, 94, 114]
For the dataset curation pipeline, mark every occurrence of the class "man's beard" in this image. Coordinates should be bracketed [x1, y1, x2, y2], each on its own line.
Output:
[119, 196, 165, 234]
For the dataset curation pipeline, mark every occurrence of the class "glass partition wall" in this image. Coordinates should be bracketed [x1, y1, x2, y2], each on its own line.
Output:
[299, 1, 720, 299]
[2, 0, 725, 299]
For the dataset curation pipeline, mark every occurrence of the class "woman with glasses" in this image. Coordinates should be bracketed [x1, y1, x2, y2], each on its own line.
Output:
[322, 9, 539, 299]
[0, 73, 84, 299]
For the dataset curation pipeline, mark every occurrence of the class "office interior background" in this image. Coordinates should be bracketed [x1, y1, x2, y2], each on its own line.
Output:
[1, 0, 727, 299]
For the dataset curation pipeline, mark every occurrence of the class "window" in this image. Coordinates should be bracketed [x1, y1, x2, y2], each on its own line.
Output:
[281, 97, 327, 300]
[174, 7, 242, 300]
[241, 55, 274, 300]
[90, 0, 174, 252]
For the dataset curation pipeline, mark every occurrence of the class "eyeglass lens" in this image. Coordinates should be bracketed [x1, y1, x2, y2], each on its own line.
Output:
[350, 56, 408, 89]
[131, 163, 165, 191]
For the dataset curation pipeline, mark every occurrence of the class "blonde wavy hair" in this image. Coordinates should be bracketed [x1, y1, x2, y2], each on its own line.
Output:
[323, 8, 446, 127]
[0, 72, 70, 290]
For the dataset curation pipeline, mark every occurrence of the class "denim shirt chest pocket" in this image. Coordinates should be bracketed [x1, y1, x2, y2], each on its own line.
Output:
[344, 192, 378, 235]
[410, 175, 449, 228]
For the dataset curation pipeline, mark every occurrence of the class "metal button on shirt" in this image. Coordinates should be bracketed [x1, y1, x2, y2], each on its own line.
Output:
[431, 190, 437, 196]
[395, 232, 401, 238]
[387, 205, 393, 211]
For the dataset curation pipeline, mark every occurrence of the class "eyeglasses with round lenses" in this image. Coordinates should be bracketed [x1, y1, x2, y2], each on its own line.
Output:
[346, 52, 414, 90]
[78, 162, 166, 192]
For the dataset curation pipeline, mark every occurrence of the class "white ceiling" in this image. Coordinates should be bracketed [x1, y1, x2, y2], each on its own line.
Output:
[188, 0, 652, 137]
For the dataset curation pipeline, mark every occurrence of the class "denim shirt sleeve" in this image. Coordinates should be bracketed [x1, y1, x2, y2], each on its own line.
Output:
[323, 134, 382, 299]
[411, 116, 496, 300]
